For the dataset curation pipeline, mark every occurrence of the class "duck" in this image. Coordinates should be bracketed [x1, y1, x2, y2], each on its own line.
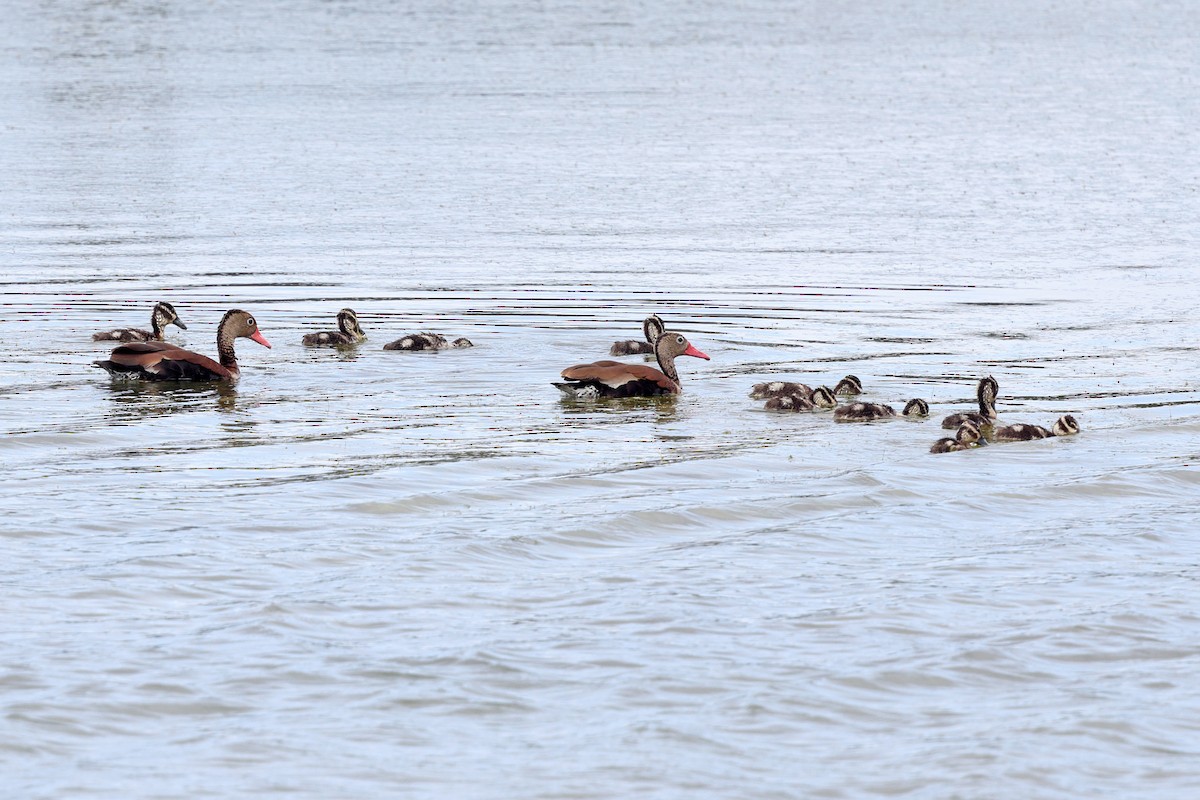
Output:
[941, 376, 999, 429]
[834, 375, 863, 396]
[930, 421, 986, 453]
[554, 331, 710, 398]
[609, 314, 665, 356]
[302, 308, 366, 346]
[749, 375, 859, 401]
[382, 332, 473, 351]
[92, 301, 187, 343]
[763, 386, 837, 412]
[833, 398, 929, 422]
[991, 414, 1080, 442]
[92, 309, 271, 382]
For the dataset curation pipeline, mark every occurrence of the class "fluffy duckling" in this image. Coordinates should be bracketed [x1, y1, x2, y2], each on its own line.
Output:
[610, 314, 665, 356]
[833, 398, 929, 422]
[383, 332, 474, 351]
[763, 386, 837, 412]
[991, 414, 1080, 442]
[941, 376, 999, 429]
[749, 376, 855, 401]
[834, 375, 863, 396]
[302, 308, 366, 346]
[92, 301, 187, 342]
[930, 421, 985, 453]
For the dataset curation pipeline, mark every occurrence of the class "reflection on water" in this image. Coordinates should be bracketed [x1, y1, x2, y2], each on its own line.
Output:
[3, 0, 1200, 798]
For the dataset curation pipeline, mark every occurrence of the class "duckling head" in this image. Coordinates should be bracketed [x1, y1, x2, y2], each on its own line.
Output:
[811, 386, 837, 409]
[1053, 414, 1080, 436]
[154, 301, 187, 330]
[957, 421, 984, 446]
[451, 337, 474, 348]
[834, 375, 862, 395]
[337, 308, 366, 341]
[903, 398, 929, 417]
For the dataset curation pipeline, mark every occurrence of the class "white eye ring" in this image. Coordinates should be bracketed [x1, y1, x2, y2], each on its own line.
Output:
[676, 335, 684, 343]
[247, 318, 255, 326]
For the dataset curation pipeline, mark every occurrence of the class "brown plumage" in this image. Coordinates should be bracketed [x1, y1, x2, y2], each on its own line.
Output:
[92, 309, 271, 382]
[555, 331, 710, 398]
[92, 301, 187, 342]
[833, 397, 929, 422]
[930, 422, 985, 453]
[991, 414, 1080, 442]
[942, 376, 999, 429]
[763, 386, 837, 412]
[383, 332, 473, 351]
[609, 314, 665, 356]
[749, 375, 859, 401]
[302, 308, 366, 346]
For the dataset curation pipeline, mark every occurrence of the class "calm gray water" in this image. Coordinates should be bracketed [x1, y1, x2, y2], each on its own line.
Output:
[3, 1, 1200, 797]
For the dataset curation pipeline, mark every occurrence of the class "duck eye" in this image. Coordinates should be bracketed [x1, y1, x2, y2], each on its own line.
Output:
[247, 317, 255, 327]
[676, 336, 684, 343]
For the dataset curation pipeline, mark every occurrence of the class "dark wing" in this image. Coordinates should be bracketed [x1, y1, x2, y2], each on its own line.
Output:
[104, 342, 230, 380]
[560, 361, 679, 393]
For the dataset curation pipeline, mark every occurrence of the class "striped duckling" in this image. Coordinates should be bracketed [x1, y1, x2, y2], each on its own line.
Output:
[92, 301, 187, 343]
[302, 308, 366, 346]
[930, 421, 986, 453]
[763, 386, 837, 412]
[610, 314, 665, 356]
[991, 414, 1080, 442]
[383, 332, 474, 351]
[833, 374, 862, 396]
[941, 376, 999, 429]
[749, 375, 859, 401]
[834, 398, 929, 422]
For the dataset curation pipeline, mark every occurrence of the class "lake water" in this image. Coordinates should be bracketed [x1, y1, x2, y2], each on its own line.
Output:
[3, 1, 1200, 797]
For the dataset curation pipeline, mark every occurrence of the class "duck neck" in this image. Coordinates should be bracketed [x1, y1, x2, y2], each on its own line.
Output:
[150, 310, 166, 340]
[977, 386, 995, 417]
[655, 339, 679, 386]
[215, 314, 240, 372]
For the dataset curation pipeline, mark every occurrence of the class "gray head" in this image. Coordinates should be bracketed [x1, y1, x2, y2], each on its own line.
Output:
[642, 314, 666, 344]
[979, 375, 999, 405]
[810, 386, 837, 409]
[903, 398, 929, 417]
[1052, 414, 1080, 436]
[956, 421, 984, 446]
[153, 301, 186, 330]
[336, 308, 366, 340]
[451, 337, 473, 348]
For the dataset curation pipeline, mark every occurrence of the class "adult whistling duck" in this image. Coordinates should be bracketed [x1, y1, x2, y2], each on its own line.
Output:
[749, 375, 861, 401]
[941, 376, 999, 429]
[763, 386, 836, 412]
[92, 301, 187, 342]
[930, 421, 986, 453]
[609, 314, 665, 356]
[833, 398, 929, 421]
[991, 414, 1080, 442]
[302, 308, 366, 346]
[382, 332, 473, 351]
[554, 330, 710, 398]
[92, 309, 271, 382]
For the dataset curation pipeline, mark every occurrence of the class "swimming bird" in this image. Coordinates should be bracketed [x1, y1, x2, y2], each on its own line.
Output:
[92, 309, 270, 382]
[991, 414, 1080, 442]
[609, 314, 665, 356]
[554, 331, 710, 398]
[930, 421, 985, 453]
[834, 398, 929, 421]
[302, 308, 366, 346]
[941, 376, 999, 429]
[763, 386, 837, 412]
[749, 375, 859, 401]
[382, 332, 473, 351]
[834, 375, 863, 396]
[92, 301, 187, 343]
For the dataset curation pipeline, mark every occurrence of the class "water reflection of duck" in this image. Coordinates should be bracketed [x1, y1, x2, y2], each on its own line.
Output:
[930, 421, 986, 453]
[92, 310, 271, 382]
[834, 398, 929, 421]
[763, 386, 836, 412]
[382, 332, 473, 351]
[92, 301, 187, 343]
[609, 314, 665, 356]
[941, 376, 999, 429]
[303, 308, 366, 346]
[554, 331, 710, 398]
[991, 414, 1080, 441]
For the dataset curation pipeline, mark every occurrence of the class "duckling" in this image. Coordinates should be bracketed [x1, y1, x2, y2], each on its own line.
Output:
[92, 301, 187, 342]
[610, 314, 665, 356]
[748, 378, 850, 402]
[903, 398, 930, 417]
[383, 333, 474, 351]
[930, 421, 985, 453]
[941, 376, 999, 429]
[991, 414, 1080, 442]
[833, 374, 863, 396]
[763, 386, 837, 412]
[302, 308, 366, 346]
